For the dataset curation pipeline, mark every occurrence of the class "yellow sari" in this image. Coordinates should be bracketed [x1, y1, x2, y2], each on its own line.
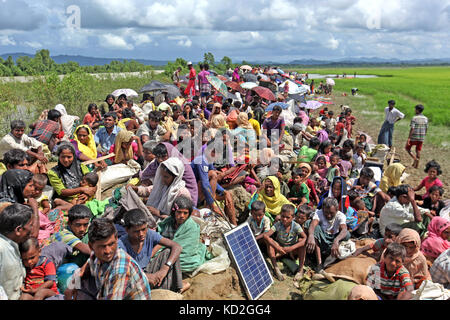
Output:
[73, 124, 98, 160]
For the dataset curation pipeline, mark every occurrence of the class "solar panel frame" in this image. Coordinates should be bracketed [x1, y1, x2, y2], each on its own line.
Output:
[223, 222, 274, 300]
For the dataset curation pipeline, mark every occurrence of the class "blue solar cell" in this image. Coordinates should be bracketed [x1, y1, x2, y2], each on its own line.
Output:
[224, 223, 273, 300]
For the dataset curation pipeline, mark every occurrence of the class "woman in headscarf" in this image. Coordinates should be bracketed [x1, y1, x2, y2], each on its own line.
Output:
[54, 104, 79, 140]
[421, 216, 450, 261]
[232, 112, 257, 147]
[70, 125, 107, 169]
[140, 142, 198, 205]
[232, 67, 240, 82]
[250, 176, 294, 222]
[98, 94, 117, 116]
[47, 143, 93, 202]
[318, 176, 350, 214]
[393, 228, 431, 289]
[109, 130, 143, 165]
[146, 157, 191, 222]
[379, 163, 406, 193]
[157, 195, 210, 273]
[0, 169, 35, 204]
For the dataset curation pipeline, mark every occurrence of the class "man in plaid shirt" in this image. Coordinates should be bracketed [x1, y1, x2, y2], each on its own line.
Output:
[65, 218, 151, 300]
[405, 104, 428, 169]
[430, 249, 450, 289]
[29, 109, 63, 152]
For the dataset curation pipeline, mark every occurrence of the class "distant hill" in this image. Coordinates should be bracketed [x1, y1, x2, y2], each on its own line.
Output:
[0, 52, 168, 66]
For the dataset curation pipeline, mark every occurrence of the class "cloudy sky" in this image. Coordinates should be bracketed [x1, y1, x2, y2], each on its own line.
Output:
[0, 0, 449, 62]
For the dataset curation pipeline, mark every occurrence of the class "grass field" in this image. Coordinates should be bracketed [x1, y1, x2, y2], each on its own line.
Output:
[290, 66, 450, 148]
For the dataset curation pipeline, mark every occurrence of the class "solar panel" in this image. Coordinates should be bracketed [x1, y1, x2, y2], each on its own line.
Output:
[224, 222, 273, 300]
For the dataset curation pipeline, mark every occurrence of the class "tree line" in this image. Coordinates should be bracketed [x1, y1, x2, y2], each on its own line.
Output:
[0, 49, 154, 77]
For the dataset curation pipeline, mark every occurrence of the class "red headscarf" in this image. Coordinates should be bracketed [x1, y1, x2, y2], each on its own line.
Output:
[421, 217, 450, 259]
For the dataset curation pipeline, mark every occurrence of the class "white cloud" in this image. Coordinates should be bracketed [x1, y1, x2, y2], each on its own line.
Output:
[326, 36, 340, 50]
[0, 35, 16, 46]
[132, 34, 152, 46]
[168, 35, 192, 47]
[99, 34, 134, 50]
[24, 41, 42, 49]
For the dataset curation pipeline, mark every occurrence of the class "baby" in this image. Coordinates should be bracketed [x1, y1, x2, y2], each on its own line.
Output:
[19, 237, 59, 300]
[72, 172, 99, 205]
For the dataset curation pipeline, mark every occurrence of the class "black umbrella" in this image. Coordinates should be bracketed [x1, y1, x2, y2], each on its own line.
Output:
[288, 93, 307, 104]
[160, 84, 181, 100]
[243, 73, 258, 82]
[139, 80, 169, 93]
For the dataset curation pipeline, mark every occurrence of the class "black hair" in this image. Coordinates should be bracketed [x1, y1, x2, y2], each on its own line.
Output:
[233, 101, 242, 109]
[88, 103, 97, 113]
[105, 94, 115, 102]
[387, 186, 398, 197]
[152, 143, 168, 158]
[19, 237, 40, 254]
[121, 108, 134, 119]
[359, 167, 374, 180]
[272, 105, 282, 112]
[297, 204, 313, 218]
[319, 140, 332, 154]
[0, 203, 32, 235]
[428, 185, 444, 196]
[394, 184, 411, 198]
[203, 63, 209, 71]
[47, 109, 62, 121]
[148, 110, 161, 122]
[309, 137, 321, 149]
[424, 160, 442, 175]
[342, 139, 354, 150]
[281, 204, 296, 215]
[292, 167, 303, 178]
[329, 133, 338, 142]
[3, 149, 28, 167]
[10, 119, 26, 131]
[104, 111, 117, 120]
[293, 116, 302, 124]
[250, 200, 266, 212]
[347, 190, 360, 202]
[123, 208, 149, 228]
[68, 204, 93, 223]
[170, 195, 193, 217]
[388, 100, 396, 105]
[415, 104, 424, 113]
[385, 223, 403, 236]
[56, 142, 76, 157]
[328, 110, 334, 116]
[88, 218, 117, 244]
[83, 172, 99, 187]
[384, 242, 406, 261]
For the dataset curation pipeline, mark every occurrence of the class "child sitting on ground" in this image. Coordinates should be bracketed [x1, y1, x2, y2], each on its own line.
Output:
[326, 154, 341, 184]
[420, 185, 446, 216]
[414, 160, 443, 200]
[288, 167, 310, 207]
[295, 204, 314, 229]
[264, 204, 307, 281]
[19, 237, 59, 300]
[346, 198, 376, 237]
[352, 223, 403, 260]
[246, 201, 271, 245]
[351, 143, 366, 177]
[31, 174, 51, 216]
[366, 242, 414, 300]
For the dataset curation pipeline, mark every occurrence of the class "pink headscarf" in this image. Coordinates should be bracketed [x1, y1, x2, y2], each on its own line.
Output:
[421, 217, 450, 259]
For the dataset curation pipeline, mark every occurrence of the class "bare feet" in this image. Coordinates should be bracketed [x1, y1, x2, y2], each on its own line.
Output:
[273, 267, 285, 281]
[179, 280, 191, 294]
[294, 269, 304, 281]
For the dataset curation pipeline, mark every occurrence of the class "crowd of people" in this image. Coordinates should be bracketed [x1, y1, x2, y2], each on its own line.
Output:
[0, 63, 448, 301]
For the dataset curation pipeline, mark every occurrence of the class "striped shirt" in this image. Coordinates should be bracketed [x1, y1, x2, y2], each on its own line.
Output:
[430, 249, 450, 289]
[410, 114, 428, 141]
[366, 262, 413, 297]
[89, 248, 151, 300]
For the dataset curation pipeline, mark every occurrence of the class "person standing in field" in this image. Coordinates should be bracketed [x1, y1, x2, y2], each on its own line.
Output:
[377, 100, 404, 148]
[405, 104, 428, 169]
[184, 62, 196, 98]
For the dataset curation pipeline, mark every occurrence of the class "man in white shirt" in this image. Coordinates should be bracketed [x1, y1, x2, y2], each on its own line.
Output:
[377, 100, 404, 148]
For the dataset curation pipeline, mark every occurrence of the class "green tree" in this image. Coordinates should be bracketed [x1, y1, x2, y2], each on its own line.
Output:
[203, 52, 215, 67]
[220, 56, 233, 69]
